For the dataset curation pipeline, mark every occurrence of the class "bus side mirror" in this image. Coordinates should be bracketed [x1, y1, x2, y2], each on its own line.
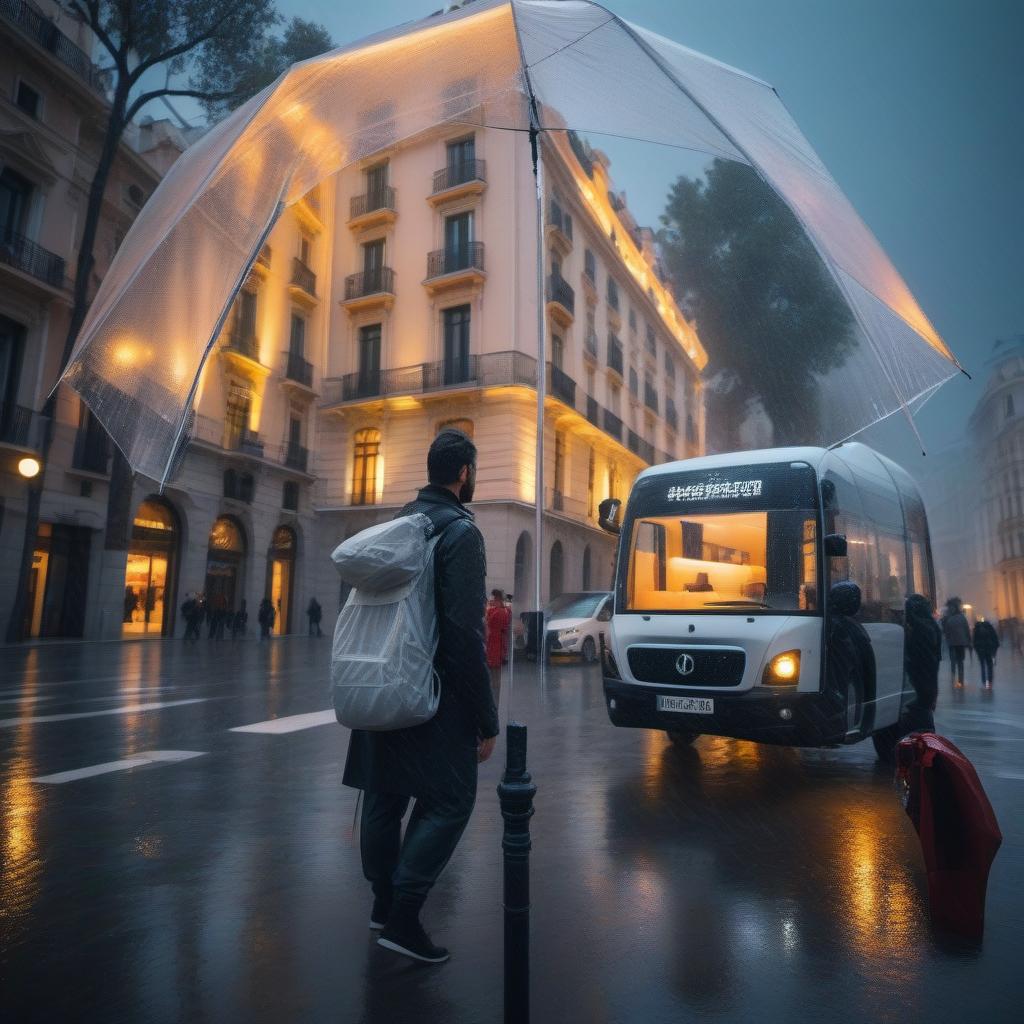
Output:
[824, 533, 848, 557]
[598, 498, 621, 536]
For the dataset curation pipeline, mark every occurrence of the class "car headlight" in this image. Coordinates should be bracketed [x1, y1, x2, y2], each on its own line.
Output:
[559, 627, 580, 638]
[763, 650, 800, 686]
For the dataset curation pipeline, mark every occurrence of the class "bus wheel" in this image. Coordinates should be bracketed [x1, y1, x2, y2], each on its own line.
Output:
[845, 677, 865, 737]
[666, 729, 699, 746]
[582, 637, 597, 663]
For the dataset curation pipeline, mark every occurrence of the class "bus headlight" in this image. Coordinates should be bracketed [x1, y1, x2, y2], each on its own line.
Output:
[763, 650, 800, 686]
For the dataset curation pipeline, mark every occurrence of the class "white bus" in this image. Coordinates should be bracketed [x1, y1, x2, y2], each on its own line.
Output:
[598, 443, 935, 756]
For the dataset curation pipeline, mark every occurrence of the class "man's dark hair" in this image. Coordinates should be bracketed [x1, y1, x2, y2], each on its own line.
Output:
[428, 429, 477, 485]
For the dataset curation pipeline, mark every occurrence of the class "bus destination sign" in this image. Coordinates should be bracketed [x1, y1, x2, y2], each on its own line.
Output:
[666, 479, 763, 502]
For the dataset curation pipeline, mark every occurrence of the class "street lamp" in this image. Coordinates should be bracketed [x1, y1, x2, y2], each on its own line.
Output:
[17, 456, 41, 479]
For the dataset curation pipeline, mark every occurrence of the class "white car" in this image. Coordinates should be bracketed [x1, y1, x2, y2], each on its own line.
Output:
[545, 592, 613, 663]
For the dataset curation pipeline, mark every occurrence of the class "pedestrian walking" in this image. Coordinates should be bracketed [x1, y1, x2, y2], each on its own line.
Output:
[485, 588, 511, 700]
[257, 597, 275, 639]
[180, 593, 201, 643]
[941, 597, 971, 687]
[307, 597, 323, 637]
[232, 599, 248, 640]
[826, 581, 875, 734]
[972, 616, 1000, 687]
[904, 593, 941, 732]
[123, 586, 137, 624]
[343, 428, 499, 965]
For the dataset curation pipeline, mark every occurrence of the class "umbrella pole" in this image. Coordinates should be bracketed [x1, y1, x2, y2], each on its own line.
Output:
[532, 126, 547, 695]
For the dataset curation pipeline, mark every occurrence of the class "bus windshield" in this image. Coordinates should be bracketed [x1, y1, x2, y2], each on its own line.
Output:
[622, 462, 820, 615]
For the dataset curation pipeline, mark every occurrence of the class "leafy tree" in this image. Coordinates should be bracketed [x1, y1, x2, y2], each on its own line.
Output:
[6, 1, 333, 641]
[659, 159, 855, 450]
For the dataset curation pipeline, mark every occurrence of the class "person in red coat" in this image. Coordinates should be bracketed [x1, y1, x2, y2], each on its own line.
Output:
[485, 588, 511, 699]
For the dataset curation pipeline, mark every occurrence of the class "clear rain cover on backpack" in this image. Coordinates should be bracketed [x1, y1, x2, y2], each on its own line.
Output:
[330, 514, 442, 731]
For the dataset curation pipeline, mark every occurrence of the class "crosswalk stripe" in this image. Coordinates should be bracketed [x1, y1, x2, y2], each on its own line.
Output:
[230, 709, 337, 734]
[32, 750, 207, 784]
[0, 698, 208, 728]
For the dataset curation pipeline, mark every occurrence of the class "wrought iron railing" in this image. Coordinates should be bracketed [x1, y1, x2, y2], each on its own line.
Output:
[0, 402, 46, 449]
[548, 199, 573, 240]
[549, 364, 576, 406]
[344, 266, 395, 300]
[0, 228, 65, 287]
[0, 0, 106, 93]
[224, 427, 263, 458]
[602, 408, 623, 441]
[350, 187, 396, 219]
[627, 429, 640, 455]
[284, 350, 313, 388]
[432, 159, 487, 193]
[285, 442, 308, 472]
[586, 395, 600, 427]
[290, 256, 316, 296]
[324, 350, 535, 405]
[426, 241, 485, 279]
[225, 332, 258, 361]
[546, 273, 575, 316]
[607, 337, 624, 376]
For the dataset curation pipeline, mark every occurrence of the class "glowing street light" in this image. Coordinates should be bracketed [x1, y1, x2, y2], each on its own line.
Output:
[17, 456, 41, 479]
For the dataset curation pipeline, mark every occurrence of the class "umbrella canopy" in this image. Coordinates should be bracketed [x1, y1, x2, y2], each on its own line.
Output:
[62, 0, 961, 485]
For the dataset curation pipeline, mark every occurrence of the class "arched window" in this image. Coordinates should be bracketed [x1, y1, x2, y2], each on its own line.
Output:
[437, 418, 473, 438]
[550, 540, 564, 600]
[352, 428, 381, 505]
[582, 545, 592, 591]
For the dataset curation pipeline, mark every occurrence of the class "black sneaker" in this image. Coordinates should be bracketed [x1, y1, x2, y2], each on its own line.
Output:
[377, 918, 450, 964]
[370, 894, 391, 931]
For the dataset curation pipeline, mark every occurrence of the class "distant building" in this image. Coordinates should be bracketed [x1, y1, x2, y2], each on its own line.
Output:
[0, 0, 191, 638]
[968, 336, 1024, 632]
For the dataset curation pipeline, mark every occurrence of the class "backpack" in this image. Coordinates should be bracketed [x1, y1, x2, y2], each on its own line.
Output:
[330, 509, 460, 730]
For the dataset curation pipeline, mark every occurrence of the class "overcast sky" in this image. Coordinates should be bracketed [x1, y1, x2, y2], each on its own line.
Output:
[250, 0, 1022, 464]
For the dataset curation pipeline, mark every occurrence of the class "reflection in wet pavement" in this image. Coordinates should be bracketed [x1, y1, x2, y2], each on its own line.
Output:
[0, 640, 1019, 1022]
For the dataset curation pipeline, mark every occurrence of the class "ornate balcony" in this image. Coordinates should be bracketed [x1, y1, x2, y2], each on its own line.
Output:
[282, 350, 314, 394]
[0, 228, 65, 290]
[546, 199, 573, 255]
[284, 441, 309, 472]
[288, 257, 317, 306]
[586, 395, 600, 427]
[348, 186, 397, 230]
[423, 242, 485, 294]
[546, 273, 575, 327]
[341, 266, 396, 312]
[602, 408, 623, 442]
[549, 364, 576, 406]
[429, 159, 487, 204]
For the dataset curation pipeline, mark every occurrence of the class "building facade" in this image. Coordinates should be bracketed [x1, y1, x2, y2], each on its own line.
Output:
[0, 0, 200, 640]
[1, 10, 708, 641]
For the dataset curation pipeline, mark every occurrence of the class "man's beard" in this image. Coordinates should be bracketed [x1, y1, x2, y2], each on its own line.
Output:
[458, 479, 475, 504]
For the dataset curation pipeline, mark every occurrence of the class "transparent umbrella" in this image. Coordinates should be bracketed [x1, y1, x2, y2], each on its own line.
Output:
[62, 0, 962, 490]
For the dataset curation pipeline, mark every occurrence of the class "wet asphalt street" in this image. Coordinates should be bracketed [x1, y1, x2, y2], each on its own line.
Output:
[0, 637, 1021, 1024]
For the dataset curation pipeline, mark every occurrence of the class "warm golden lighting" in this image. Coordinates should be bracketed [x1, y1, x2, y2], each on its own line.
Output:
[770, 652, 799, 681]
[17, 457, 41, 479]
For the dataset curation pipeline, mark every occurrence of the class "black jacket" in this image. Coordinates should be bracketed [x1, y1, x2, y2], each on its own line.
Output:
[972, 620, 1000, 656]
[342, 485, 500, 801]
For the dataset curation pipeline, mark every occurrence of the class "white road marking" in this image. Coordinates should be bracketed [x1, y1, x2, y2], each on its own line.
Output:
[230, 709, 336, 734]
[993, 769, 1024, 782]
[0, 698, 208, 728]
[32, 750, 207, 784]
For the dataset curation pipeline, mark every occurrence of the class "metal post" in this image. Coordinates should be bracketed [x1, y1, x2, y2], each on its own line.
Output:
[531, 126, 547, 694]
[497, 721, 536, 1023]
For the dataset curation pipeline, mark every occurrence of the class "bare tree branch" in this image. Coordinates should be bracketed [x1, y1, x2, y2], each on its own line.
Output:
[128, 9, 239, 83]
[125, 87, 237, 123]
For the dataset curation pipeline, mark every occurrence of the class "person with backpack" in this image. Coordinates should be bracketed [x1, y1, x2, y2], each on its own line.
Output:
[941, 596, 971, 688]
[972, 616, 1000, 686]
[340, 428, 499, 965]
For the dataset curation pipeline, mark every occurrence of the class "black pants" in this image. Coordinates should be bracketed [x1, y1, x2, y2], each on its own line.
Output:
[978, 652, 995, 684]
[360, 787, 475, 909]
[949, 645, 966, 682]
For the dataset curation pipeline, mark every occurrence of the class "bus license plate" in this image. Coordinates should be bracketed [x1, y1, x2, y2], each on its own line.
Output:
[658, 695, 714, 714]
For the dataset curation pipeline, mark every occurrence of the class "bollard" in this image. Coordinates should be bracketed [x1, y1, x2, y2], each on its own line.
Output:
[497, 721, 536, 1023]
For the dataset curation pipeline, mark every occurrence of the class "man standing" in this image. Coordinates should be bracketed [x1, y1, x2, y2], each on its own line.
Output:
[343, 429, 499, 964]
[307, 596, 323, 637]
